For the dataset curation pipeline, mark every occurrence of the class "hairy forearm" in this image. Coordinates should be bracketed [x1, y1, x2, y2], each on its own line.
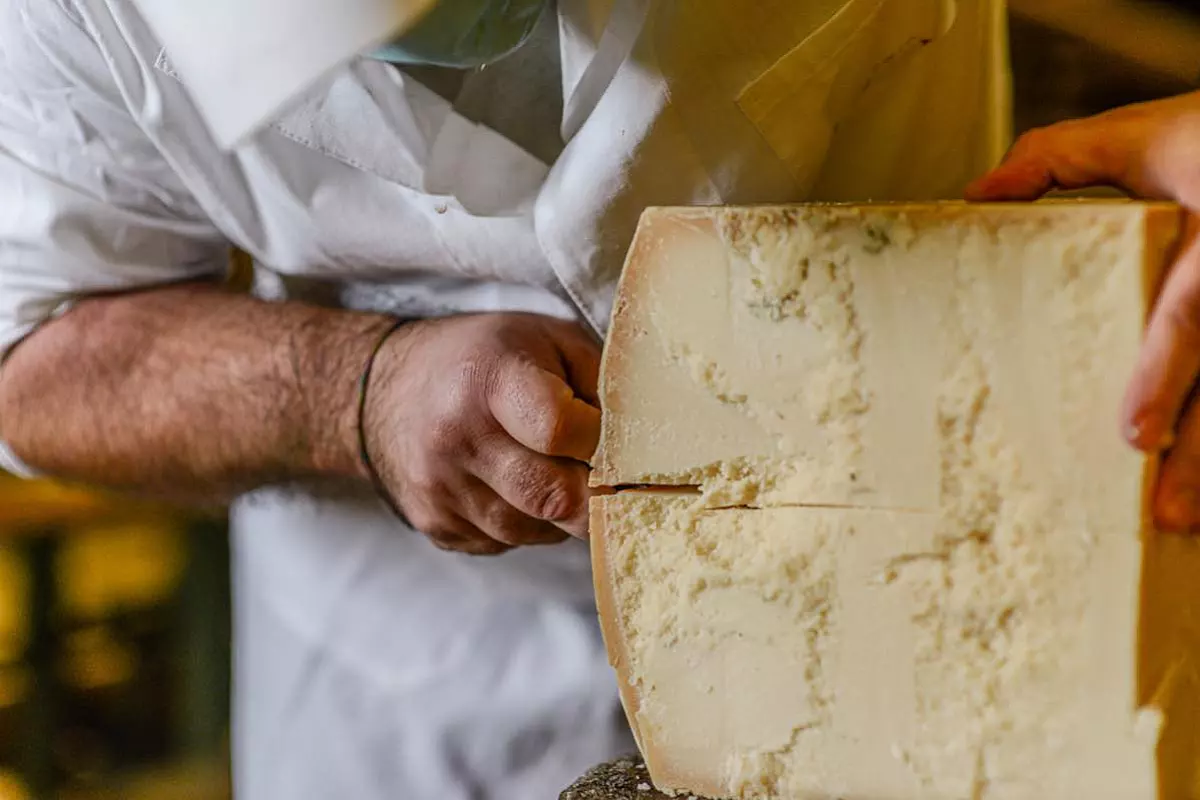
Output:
[0, 283, 394, 502]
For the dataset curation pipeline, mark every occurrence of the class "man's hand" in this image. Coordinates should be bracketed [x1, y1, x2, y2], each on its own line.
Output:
[363, 313, 603, 556]
[967, 91, 1200, 529]
[0, 283, 604, 552]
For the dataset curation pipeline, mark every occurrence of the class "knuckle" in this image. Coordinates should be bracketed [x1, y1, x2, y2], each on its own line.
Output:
[429, 536, 461, 553]
[482, 503, 526, 546]
[429, 376, 492, 457]
[1165, 293, 1200, 348]
[1156, 470, 1200, 530]
[517, 469, 580, 523]
[428, 524, 473, 552]
[466, 540, 512, 558]
[406, 507, 443, 537]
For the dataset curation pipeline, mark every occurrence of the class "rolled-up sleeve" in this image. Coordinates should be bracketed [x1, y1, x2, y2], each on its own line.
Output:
[0, 0, 230, 476]
[0, 0, 230, 358]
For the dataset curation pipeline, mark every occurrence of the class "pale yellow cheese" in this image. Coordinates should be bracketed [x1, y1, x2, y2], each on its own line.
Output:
[590, 202, 1200, 799]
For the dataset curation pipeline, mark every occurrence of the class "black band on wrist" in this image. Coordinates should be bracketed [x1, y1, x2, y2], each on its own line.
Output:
[357, 318, 409, 520]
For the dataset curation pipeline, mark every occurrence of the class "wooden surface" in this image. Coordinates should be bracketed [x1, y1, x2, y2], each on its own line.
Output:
[560, 757, 712, 800]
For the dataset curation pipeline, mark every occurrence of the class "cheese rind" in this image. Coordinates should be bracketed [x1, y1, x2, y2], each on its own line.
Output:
[590, 202, 1196, 799]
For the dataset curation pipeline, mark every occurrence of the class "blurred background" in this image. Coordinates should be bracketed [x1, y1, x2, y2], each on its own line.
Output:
[0, 1, 1198, 798]
[0, 486, 230, 800]
[1009, 0, 1200, 136]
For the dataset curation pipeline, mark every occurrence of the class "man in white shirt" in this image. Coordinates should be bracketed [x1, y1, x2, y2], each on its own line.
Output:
[0, 0, 1010, 797]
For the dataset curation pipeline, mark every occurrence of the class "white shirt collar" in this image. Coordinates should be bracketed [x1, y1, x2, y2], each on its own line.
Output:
[130, 0, 435, 149]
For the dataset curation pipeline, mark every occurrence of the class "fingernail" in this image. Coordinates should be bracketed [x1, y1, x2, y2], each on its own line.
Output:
[1126, 418, 1175, 452]
[1123, 423, 1139, 445]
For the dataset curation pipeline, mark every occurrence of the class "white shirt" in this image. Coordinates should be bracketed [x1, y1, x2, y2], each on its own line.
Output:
[0, 0, 1010, 797]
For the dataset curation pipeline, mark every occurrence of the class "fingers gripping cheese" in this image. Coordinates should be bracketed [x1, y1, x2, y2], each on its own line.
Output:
[589, 203, 1200, 800]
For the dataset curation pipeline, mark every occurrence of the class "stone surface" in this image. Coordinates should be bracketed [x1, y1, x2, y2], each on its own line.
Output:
[560, 757, 710, 800]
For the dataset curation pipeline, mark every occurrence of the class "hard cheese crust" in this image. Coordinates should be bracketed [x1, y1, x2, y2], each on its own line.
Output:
[590, 202, 1200, 799]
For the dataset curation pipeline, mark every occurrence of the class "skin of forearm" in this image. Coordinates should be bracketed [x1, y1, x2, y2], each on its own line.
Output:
[0, 282, 394, 502]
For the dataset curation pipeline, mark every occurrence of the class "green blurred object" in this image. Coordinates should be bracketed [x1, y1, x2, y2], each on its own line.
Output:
[372, 0, 549, 67]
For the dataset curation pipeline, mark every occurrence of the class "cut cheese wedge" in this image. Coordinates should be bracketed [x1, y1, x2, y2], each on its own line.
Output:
[589, 202, 1200, 799]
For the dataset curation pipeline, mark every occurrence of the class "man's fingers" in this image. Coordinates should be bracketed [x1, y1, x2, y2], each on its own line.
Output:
[965, 145, 1062, 202]
[459, 477, 572, 547]
[410, 508, 514, 557]
[1154, 389, 1200, 530]
[967, 121, 1134, 202]
[472, 439, 593, 538]
[488, 356, 601, 461]
[448, 536, 514, 557]
[1122, 234, 1200, 452]
[964, 106, 1173, 203]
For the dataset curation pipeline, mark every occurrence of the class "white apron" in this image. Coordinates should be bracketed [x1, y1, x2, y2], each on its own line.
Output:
[0, 0, 1010, 797]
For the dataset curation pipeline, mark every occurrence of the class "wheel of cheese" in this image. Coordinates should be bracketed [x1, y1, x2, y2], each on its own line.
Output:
[589, 202, 1197, 799]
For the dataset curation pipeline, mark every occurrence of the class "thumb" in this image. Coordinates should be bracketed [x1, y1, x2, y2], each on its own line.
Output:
[488, 355, 602, 462]
[545, 317, 603, 405]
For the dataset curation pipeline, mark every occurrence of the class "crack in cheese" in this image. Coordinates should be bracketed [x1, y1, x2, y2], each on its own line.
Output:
[590, 202, 1200, 799]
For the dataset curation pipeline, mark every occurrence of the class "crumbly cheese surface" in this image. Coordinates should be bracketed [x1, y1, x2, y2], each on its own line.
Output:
[591, 202, 1198, 800]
